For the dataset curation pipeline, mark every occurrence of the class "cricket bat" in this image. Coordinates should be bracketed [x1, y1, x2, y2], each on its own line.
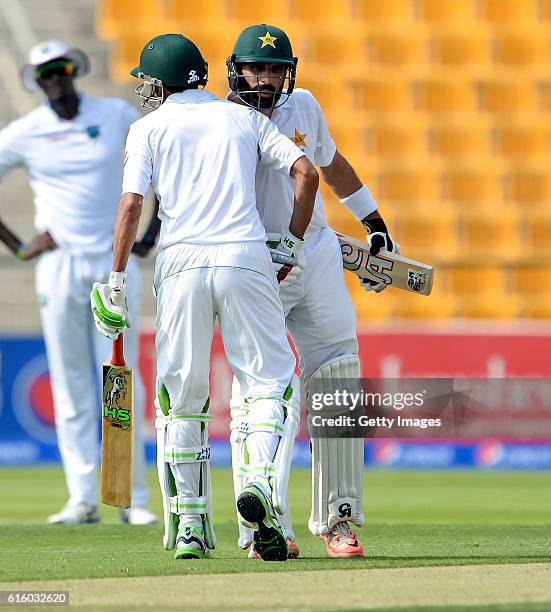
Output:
[336, 232, 434, 296]
[100, 289, 133, 508]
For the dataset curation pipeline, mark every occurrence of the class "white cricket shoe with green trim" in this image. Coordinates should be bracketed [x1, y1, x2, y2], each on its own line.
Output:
[174, 525, 212, 560]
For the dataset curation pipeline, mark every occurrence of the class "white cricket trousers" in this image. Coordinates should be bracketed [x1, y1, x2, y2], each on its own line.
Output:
[154, 242, 296, 412]
[35, 249, 149, 508]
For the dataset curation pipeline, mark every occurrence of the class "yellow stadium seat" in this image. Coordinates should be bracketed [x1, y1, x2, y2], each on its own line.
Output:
[348, 277, 396, 322]
[366, 121, 427, 159]
[477, 80, 536, 114]
[353, 0, 411, 22]
[413, 80, 475, 113]
[225, 0, 289, 22]
[493, 30, 549, 68]
[519, 293, 551, 319]
[429, 31, 490, 67]
[493, 123, 551, 160]
[458, 210, 522, 260]
[478, 0, 538, 23]
[97, 0, 165, 38]
[296, 78, 347, 111]
[507, 169, 551, 203]
[523, 211, 551, 256]
[304, 32, 367, 67]
[378, 167, 436, 202]
[392, 291, 457, 320]
[166, 0, 227, 21]
[367, 31, 426, 67]
[429, 122, 491, 159]
[289, 0, 352, 22]
[442, 167, 502, 203]
[447, 264, 506, 296]
[511, 262, 551, 294]
[456, 293, 520, 319]
[396, 210, 458, 262]
[415, 0, 475, 23]
[353, 79, 410, 112]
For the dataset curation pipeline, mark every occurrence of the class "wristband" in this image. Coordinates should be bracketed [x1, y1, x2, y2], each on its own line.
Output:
[340, 185, 378, 221]
[16, 243, 26, 260]
[109, 270, 127, 289]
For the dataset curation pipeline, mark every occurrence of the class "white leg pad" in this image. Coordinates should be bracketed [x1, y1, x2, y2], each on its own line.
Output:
[306, 355, 365, 536]
[155, 402, 216, 551]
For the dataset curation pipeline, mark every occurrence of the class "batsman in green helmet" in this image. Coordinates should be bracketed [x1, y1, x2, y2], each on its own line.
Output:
[228, 24, 399, 560]
[226, 24, 297, 112]
[131, 33, 208, 109]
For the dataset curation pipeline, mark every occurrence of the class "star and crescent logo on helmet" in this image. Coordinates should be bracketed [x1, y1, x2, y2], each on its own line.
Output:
[258, 31, 277, 49]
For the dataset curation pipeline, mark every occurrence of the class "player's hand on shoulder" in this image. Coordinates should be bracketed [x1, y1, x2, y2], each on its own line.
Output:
[18, 231, 57, 261]
[90, 271, 131, 340]
[360, 213, 399, 294]
[267, 232, 305, 289]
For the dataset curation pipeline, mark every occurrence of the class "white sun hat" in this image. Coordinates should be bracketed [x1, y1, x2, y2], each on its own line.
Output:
[21, 40, 90, 91]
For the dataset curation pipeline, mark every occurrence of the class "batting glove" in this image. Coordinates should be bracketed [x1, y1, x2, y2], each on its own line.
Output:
[267, 232, 305, 289]
[90, 271, 131, 340]
[360, 217, 400, 294]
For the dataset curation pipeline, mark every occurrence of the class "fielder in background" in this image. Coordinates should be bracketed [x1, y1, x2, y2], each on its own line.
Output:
[90, 33, 319, 561]
[227, 24, 399, 558]
[0, 41, 159, 525]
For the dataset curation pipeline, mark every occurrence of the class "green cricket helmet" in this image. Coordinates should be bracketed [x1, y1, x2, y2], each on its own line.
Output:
[131, 33, 208, 109]
[227, 24, 298, 111]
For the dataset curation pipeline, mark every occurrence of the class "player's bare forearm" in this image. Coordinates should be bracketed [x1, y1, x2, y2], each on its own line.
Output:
[289, 156, 319, 239]
[131, 195, 161, 257]
[113, 193, 143, 271]
[320, 150, 362, 199]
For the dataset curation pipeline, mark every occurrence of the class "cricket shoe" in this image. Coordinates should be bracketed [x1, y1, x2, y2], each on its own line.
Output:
[47, 502, 100, 525]
[237, 483, 287, 561]
[120, 507, 160, 525]
[321, 522, 364, 558]
[174, 525, 212, 560]
[248, 539, 299, 559]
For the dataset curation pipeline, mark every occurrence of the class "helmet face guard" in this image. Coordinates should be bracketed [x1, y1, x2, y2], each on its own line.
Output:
[134, 72, 164, 110]
[226, 55, 297, 111]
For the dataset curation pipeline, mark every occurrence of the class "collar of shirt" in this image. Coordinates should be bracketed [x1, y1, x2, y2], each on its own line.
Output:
[165, 89, 219, 105]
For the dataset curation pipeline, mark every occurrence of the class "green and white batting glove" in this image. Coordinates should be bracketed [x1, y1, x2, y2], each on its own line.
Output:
[267, 232, 305, 289]
[90, 271, 130, 340]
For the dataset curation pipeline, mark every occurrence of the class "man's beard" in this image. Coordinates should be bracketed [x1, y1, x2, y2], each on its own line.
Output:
[239, 85, 282, 109]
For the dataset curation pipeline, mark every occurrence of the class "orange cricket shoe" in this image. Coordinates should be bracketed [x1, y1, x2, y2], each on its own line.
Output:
[248, 539, 299, 559]
[321, 522, 364, 558]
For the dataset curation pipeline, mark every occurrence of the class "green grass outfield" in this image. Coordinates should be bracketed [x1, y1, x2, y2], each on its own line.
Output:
[1, 467, 551, 610]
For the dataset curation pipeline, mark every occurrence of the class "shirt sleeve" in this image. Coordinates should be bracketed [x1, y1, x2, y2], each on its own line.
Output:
[121, 122, 153, 196]
[310, 94, 336, 168]
[0, 121, 25, 181]
[255, 112, 305, 175]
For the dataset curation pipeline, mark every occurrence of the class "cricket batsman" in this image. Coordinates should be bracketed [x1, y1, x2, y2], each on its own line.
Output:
[227, 24, 399, 558]
[90, 33, 319, 560]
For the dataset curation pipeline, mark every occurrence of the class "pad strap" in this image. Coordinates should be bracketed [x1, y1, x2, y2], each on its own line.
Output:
[231, 418, 284, 436]
[164, 445, 211, 464]
[155, 413, 211, 431]
[169, 495, 208, 515]
[239, 461, 276, 478]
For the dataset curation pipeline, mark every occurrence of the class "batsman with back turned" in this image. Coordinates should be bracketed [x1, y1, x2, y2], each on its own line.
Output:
[91, 33, 319, 561]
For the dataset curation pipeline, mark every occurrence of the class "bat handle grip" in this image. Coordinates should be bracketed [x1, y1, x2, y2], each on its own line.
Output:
[111, 335, 126, 367]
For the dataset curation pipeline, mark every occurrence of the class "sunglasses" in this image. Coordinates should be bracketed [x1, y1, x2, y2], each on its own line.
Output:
[36, 61, 75, 80]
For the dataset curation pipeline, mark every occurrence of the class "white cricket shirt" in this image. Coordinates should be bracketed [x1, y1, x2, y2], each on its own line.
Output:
[0, 94, 139, 254]
[255, 88, 337, 241]
[122, 90, 305, 249]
